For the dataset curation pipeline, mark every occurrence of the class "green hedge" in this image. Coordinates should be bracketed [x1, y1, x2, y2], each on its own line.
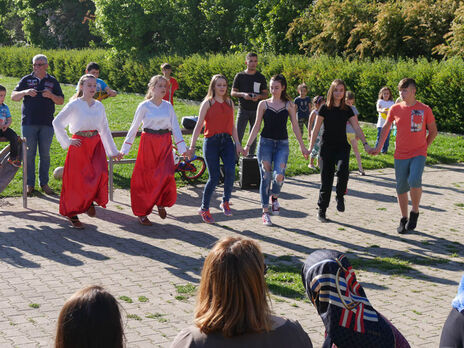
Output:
[1, 46, 463, 133]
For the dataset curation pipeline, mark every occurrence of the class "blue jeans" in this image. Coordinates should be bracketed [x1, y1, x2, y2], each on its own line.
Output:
[257, 137, 289, 209]
[375, 127, 391, 153]
[22, 125, 54, 187]
[201, 133, 236, 210]
[394, 156, 426, 194]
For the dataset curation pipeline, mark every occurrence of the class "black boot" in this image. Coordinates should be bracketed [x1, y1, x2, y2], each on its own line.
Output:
[397, 217, 408, 234]
[406, 211, 419, 230]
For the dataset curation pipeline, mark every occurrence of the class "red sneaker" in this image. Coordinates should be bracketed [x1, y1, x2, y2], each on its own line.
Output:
[199, 209, 215, 223]
[219, 202, 232, 216]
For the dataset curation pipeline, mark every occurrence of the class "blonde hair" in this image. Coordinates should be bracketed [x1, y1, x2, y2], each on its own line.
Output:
[194, 237, 271, 337]
[55, 285, 124, 348]
[326, 79, 348, 110]
[145, 75, 168, 100]
[204, 74, 230, 102]
[72, 74, 96, 100]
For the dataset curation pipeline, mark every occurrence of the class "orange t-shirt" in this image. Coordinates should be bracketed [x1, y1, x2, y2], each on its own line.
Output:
[387, 101, 435, 159]
[163, 77, 179, 104]
[203, 100, 234, 138]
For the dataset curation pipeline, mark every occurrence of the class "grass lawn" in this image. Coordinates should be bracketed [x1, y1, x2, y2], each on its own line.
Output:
[1, 74, 463, 197]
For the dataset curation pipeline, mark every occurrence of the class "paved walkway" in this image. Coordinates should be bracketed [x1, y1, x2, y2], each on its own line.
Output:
[0, 163, 463, 347]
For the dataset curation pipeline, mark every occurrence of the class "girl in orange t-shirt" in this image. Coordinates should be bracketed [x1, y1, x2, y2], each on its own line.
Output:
[187, 74, 244, 223]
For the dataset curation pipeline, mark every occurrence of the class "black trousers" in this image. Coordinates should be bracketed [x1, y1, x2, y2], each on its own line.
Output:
[0, 127, 19, 159]
[440, 308, 464, 348]
[318, 146, 350, 210]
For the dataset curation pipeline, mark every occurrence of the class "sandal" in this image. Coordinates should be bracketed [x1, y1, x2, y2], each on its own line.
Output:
[68, 216, 84, 229]
[138, 216, 153, 226]
[157, 206, 167, 219]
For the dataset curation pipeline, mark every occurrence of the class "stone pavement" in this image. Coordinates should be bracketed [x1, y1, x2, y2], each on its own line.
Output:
[0, 163, 463, 347]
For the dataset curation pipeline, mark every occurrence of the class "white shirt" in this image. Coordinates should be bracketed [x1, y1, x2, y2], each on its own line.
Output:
[121, 99, 186, 155]
[376, 99, 395, 127]
[52, 98, 119, 157]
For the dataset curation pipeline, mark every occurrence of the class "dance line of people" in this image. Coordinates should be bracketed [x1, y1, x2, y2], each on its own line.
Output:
[8, 53, 438, 234]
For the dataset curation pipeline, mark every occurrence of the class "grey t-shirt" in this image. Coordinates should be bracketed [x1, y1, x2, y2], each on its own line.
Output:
[170, 317, 312, 348]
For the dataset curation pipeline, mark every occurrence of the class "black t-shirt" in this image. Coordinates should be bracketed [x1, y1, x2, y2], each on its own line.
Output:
[14, 73, 64, 127]
[318, 104, 354, 150]
[232, 71, 267, 111]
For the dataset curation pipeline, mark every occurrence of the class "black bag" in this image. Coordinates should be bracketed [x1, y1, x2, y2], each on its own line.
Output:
[239, 156, 260, 189]
[181, 116, 198, 130]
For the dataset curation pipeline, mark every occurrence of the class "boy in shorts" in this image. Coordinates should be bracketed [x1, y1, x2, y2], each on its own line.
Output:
[373, 78, 437, 233]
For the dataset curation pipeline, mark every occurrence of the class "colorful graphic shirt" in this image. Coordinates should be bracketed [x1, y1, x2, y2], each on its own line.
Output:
[0, 103, 11, 123]
[387, 101, 435, 159]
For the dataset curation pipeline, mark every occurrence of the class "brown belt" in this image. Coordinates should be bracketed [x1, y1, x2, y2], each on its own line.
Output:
[143, 128, 171, 135]
[75, 130, 98, 137]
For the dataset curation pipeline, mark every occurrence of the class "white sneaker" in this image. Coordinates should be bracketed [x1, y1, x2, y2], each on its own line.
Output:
[271, 198, 280, 215]
[262, 212, 272, 226]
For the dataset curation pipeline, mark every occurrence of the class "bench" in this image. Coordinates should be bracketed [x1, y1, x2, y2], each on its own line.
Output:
[108, 128, 193, 201]
[0, 136, 28, 208]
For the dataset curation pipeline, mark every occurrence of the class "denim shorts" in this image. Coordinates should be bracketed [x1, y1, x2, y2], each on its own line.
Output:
[394, 155, 426, 194]
[257, 137, 289, 176]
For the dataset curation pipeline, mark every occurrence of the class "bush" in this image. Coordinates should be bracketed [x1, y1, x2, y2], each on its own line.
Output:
[1, 46, 463, 133]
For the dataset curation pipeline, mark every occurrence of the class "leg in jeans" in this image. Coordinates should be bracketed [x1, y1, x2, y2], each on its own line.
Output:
[220, 135, 236, 203]
[1, 128, 19, 159]
[270, 139, 289, 198]
[201, 135, 221, 210]
[22, 125, 39, 187]
[335, 148, 350, 199]
[382, 129, 391, 153]
[318, 149, 336, 210]
[37, 125, 54, 187]
[257, 137, 273, 211]
[375, 127, 382, 148]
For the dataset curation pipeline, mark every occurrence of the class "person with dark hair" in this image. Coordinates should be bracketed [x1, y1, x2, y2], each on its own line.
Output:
[120, 75, 187, 226]
[170, 237, 312, 348]
[440, 274, 464, 348]
[243, 74, 309, 226]
[11, 54, 64, 195]
[55, 285, 125, 348]
[373, 78, 437, 234]
[231, 52, 268, 156]
[309, 79, 371, 222]
[84, 62, 117, 100]
[301, 249, 410, 348]
[187, 74, 243, 223]
[161, 63, 179, 105]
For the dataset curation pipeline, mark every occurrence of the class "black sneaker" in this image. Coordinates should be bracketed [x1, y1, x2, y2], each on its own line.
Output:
[406, 211, 419, 231]
[336, 196, 345, 212]
[397, 217, 408, 234]
[318, 209, 329, 223]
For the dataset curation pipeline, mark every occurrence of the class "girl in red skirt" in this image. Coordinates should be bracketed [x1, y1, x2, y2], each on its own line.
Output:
[53, 74, 123, 229]
[121, 75, 187, 226]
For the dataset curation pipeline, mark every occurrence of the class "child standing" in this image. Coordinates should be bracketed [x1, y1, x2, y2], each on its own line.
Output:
[53, 74, 122, 229]
[85, 62, 117, 101]
[345, 91, 365, 175]
[187, 74, 243, 223]
[308, 95, 325, 170]
[375, 86, 395, 154]
[294, 83, 311, 136]
[161, 63, 179, 105]
[0, 85, 21, 167]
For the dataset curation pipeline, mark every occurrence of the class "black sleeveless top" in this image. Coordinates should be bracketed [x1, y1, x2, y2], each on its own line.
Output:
[260, 102, 289, 140]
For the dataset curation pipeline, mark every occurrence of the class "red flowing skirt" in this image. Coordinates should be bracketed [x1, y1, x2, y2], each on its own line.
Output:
[59, 134, 108, 217]
[130, 133, 176, 216]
